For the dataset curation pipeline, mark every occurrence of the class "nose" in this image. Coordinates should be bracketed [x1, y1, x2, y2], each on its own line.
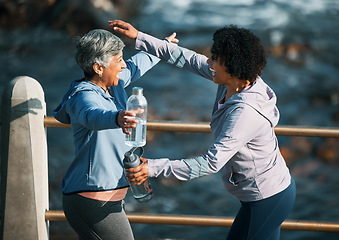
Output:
[121, 59, 127, 69]
[207, 57, 212, 66]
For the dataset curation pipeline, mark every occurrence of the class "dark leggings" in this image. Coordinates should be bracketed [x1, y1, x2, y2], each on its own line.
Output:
[62, 194, 134, 240]
[227, 178, 296, 240]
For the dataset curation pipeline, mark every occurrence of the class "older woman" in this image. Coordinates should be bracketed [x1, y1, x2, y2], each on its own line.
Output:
[53, 29, 159, 239]
[110, 20, 296, 240]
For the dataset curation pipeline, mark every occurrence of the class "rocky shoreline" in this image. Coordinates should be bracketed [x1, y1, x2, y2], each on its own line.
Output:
[0, 0, 142, 36]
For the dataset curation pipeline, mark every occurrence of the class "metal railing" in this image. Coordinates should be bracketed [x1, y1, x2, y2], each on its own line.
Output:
[44, 116, 339, 233]
[44, 116, 339, 138]
[45, 210, 339, 232]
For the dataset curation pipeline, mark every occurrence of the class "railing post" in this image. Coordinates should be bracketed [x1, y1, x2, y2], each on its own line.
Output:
[1, 76, 49, 239]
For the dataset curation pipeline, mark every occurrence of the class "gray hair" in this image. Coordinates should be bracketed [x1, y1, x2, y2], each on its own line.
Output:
[75, 29, 125, 78]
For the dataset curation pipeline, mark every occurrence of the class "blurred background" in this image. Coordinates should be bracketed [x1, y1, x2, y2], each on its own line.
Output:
[1, 0, 339, 239]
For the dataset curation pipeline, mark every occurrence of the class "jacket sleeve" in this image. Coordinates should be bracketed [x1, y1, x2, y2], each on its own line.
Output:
[148, 105, 267, 180]
[66, 91, 120, 130]
[118, 51, 161, 88]
[136, 32, 213, 80]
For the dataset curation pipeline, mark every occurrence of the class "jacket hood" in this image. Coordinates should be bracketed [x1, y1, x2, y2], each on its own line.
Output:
[53, 79, 107, 124]
[224, 77, 280, 127]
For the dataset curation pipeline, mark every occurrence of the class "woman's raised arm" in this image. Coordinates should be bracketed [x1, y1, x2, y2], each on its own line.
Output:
[109, 20, 212, 80]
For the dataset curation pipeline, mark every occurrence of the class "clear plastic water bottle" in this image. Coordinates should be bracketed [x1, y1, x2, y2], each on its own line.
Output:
[123, 147, 153, 202]
[125, 87, 147, 147]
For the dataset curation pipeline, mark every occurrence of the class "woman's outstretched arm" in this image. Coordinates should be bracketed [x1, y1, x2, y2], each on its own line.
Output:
[109, 20, 213, 80]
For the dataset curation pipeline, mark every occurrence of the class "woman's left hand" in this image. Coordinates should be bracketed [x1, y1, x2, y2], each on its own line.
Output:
[125, 157, 149, 185]
[165, 32, 179, 44]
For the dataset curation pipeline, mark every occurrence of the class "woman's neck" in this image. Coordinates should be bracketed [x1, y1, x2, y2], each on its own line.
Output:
[224, 79, 251, 102]
[87, 76, 109, 93]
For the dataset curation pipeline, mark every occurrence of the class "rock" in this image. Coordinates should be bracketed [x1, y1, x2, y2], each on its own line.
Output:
[280, 137, 314, 165]
[0, 0, 54, 28]
[0, 0, 142, 36]
[280, 146, 295, 164]
[265, 43, 312, 66]
[334, 110, 339, 124]
[316, 138, 339, 164]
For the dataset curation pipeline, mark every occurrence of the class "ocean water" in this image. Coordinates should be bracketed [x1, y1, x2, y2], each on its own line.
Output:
[1, 0, 339, 239]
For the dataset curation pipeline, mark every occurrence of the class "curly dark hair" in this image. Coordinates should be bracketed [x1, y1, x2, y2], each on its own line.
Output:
[211, 25, 266, 82]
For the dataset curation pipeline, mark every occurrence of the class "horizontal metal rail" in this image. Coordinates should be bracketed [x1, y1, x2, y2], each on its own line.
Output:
[45, 210, 339, 232]
[44, 116, 339, 138]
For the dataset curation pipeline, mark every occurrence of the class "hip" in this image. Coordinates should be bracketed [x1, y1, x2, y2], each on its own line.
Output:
[78, 188, 128, 202]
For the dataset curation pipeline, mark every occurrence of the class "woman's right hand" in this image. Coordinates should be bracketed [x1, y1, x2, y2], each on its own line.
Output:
[109, 20, 179, 44]
[117, 109, 144, 134]
[109, 20, 139, 39]
[126, 157, 149, 185]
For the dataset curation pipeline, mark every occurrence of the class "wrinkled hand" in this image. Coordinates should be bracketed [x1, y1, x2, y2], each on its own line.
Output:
[108, 20, 138, 39]
[165, 32, 179, 44]
[125, 157, 149, 185]
[117, 109, 144, 134]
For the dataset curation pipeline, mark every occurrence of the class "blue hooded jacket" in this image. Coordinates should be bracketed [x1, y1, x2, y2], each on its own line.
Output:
[53, 51, 159, 194]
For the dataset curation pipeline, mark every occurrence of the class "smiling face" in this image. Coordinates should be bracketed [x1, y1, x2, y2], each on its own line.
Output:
[101, 51, 126, 87]
[207, 57, 235, 85]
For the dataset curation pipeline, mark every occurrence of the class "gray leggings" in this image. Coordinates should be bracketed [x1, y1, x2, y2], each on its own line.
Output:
[62, 193, 134, 240]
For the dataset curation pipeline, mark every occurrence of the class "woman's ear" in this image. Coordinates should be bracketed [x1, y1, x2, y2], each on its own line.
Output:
[93, 63, 104, 77]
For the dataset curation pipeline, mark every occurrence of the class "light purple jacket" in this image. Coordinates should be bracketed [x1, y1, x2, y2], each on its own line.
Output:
[136, 32, 291, 202]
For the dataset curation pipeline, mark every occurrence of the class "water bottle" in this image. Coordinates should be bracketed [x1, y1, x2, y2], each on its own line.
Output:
[123, 147, 153, 202]
[125, 87, 147, 147]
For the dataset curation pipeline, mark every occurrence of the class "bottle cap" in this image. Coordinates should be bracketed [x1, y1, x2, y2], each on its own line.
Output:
[124, 147, 143, 163]
[132, 87, 143, 96]
[124, 151, 136, 162]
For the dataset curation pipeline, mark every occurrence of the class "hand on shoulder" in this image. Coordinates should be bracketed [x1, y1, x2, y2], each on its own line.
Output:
[109, 19, 179, 44]
[109, 20, 139, 39]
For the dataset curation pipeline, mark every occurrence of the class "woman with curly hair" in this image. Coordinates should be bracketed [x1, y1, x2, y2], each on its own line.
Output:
[110, 20, 296, 240]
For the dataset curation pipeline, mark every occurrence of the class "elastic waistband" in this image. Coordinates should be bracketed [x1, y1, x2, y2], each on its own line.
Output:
[77, 188, 128, 202]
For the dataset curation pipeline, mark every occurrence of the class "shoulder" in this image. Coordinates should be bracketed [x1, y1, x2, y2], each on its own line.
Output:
[225, 103, 262, 123]
[67, 85, 106, 110]
[221, 103, 267, 137]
